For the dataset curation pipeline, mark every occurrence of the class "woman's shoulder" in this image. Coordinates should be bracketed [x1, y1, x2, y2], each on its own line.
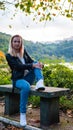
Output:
[6, 53, 14, 60]
[6, 53, 11, 58]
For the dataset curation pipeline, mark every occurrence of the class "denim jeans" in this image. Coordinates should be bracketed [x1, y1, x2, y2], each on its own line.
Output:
[15, 68, 44, 113]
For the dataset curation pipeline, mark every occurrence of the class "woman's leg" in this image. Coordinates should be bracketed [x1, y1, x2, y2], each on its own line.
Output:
[24, 68, 43, 84]
[24, 68, 45, 90]
[16, 79, 30, 113]
[24, 70, 35, 85]
[34, 68, 45, 90]
[16, 79, 30, 126]
[34, 68, 44, 81]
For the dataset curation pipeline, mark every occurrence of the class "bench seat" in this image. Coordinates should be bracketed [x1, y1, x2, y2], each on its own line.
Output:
[0, 84, 70, 127]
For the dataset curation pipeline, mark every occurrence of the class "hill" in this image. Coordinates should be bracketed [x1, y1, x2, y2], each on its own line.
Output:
[0, 32, 73, 62]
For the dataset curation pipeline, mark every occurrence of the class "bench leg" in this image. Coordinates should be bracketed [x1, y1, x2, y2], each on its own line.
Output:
[40, 97, 59, 127]
[4, 93, 20, 115]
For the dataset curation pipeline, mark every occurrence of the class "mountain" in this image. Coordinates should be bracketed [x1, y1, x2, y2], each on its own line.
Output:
[0, 32, 73, 62]
[64, 36, 73, 41]
[0, 32, 10, 53]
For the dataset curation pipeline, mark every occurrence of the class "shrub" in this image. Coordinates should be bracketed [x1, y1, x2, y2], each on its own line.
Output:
[28, 96, 40, 108]
[43, 64, 73, 90]
[60, 96, 73, 110]
[0, 65, 11, 84]
[43, 64, 73, 110]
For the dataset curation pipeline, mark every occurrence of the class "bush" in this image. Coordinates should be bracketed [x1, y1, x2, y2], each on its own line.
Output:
[43, 64, 73, 90]
[60, 96, 73, 110]
[28, 96, 40, 108]
[0, 65, 11, 84]
[43, 64, 73, 110]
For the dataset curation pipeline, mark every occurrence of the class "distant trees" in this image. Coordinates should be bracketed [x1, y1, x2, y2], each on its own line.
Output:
[0, 32, 73, 62]
[0, 32, 10, 53]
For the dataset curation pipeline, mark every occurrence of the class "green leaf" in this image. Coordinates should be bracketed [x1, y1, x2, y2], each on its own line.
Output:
[20, 4, 24, 9]
[15, 3, 19, 8]
[68, 0, 71, 2]
[0, 2, 5, 10]
[66, 13, 71, 18]
[65, 9, 69, 13]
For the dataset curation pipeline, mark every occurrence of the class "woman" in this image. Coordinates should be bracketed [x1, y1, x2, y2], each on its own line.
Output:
[6, 35, 45, 127]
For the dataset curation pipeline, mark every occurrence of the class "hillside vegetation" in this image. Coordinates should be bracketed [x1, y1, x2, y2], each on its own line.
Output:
[0, 32, 73, 62]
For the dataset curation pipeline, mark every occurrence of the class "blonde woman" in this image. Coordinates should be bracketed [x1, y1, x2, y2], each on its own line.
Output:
[6, 35, 45, 127]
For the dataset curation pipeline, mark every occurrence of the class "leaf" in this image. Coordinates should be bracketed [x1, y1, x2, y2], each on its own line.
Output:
[9, 25, 12, 28]
[15, 3, 19, 8]
[0, 51, 5, 58]
[66, 13, 71, 18]
[65, 9, 69, 13]
[68, 0, 71, 2]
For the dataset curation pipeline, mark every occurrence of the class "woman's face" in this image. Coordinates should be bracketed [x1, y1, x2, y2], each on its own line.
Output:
[12, 36, 22, 51]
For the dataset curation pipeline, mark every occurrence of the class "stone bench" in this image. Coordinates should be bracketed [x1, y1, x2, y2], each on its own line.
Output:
[0, 84, 70, 127]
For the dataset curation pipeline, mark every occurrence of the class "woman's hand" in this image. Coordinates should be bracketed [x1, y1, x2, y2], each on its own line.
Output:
[32, 62, 44, 69]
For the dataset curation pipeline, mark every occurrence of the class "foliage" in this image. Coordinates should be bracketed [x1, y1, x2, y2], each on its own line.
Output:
[0, 32, 10, 53]
[43, 64, 73, 89]
[60, 96, 73, 110]
[0, 50, 6, 63]
[28, 96, 40, 107]
[0, 0, 73, 21]
[0, 63, 11, 85]
[17, 0, 73, 21]
[0, 51, 5, 58]
[0, 70, 11, 84]
[0, 50, 11, 85]
[0, 1, 5, 10]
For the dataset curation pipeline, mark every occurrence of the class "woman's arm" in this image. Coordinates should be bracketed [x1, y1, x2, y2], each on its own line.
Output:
[32, 62, 44, 69]
[6, 54, 33, 71]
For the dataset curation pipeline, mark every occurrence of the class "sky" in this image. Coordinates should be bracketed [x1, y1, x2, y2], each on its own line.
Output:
[0, 0, 73, 42]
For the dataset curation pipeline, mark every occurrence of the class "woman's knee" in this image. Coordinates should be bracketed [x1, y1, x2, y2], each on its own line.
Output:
[16, 79, 30, 92]
[24, 81, 30, 92]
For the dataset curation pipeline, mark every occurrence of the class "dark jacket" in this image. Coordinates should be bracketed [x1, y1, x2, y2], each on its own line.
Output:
[6, 49, 34, 82]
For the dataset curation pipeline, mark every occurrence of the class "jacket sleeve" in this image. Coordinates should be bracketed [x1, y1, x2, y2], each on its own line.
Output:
[6, 53, 33, 71]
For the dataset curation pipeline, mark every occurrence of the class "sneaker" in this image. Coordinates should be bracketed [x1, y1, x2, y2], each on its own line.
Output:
[20, 113, 27, 126]
[35, 79, 45, 91]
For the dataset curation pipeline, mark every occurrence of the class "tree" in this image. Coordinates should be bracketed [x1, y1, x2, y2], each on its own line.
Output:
[0, 51, 6, 63]
[0, 51, 5, 59]
[0, 0, 73, 21]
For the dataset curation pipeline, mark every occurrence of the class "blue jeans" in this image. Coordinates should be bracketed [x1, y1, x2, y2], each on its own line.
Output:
[15, 68, 44, 113]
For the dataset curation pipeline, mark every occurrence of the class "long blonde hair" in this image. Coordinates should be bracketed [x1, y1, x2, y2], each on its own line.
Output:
[8, 35, 24, 57]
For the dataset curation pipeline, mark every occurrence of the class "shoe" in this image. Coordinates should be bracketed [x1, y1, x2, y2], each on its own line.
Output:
[35, 79, 45, 91]
[20, 113, 27, 126]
